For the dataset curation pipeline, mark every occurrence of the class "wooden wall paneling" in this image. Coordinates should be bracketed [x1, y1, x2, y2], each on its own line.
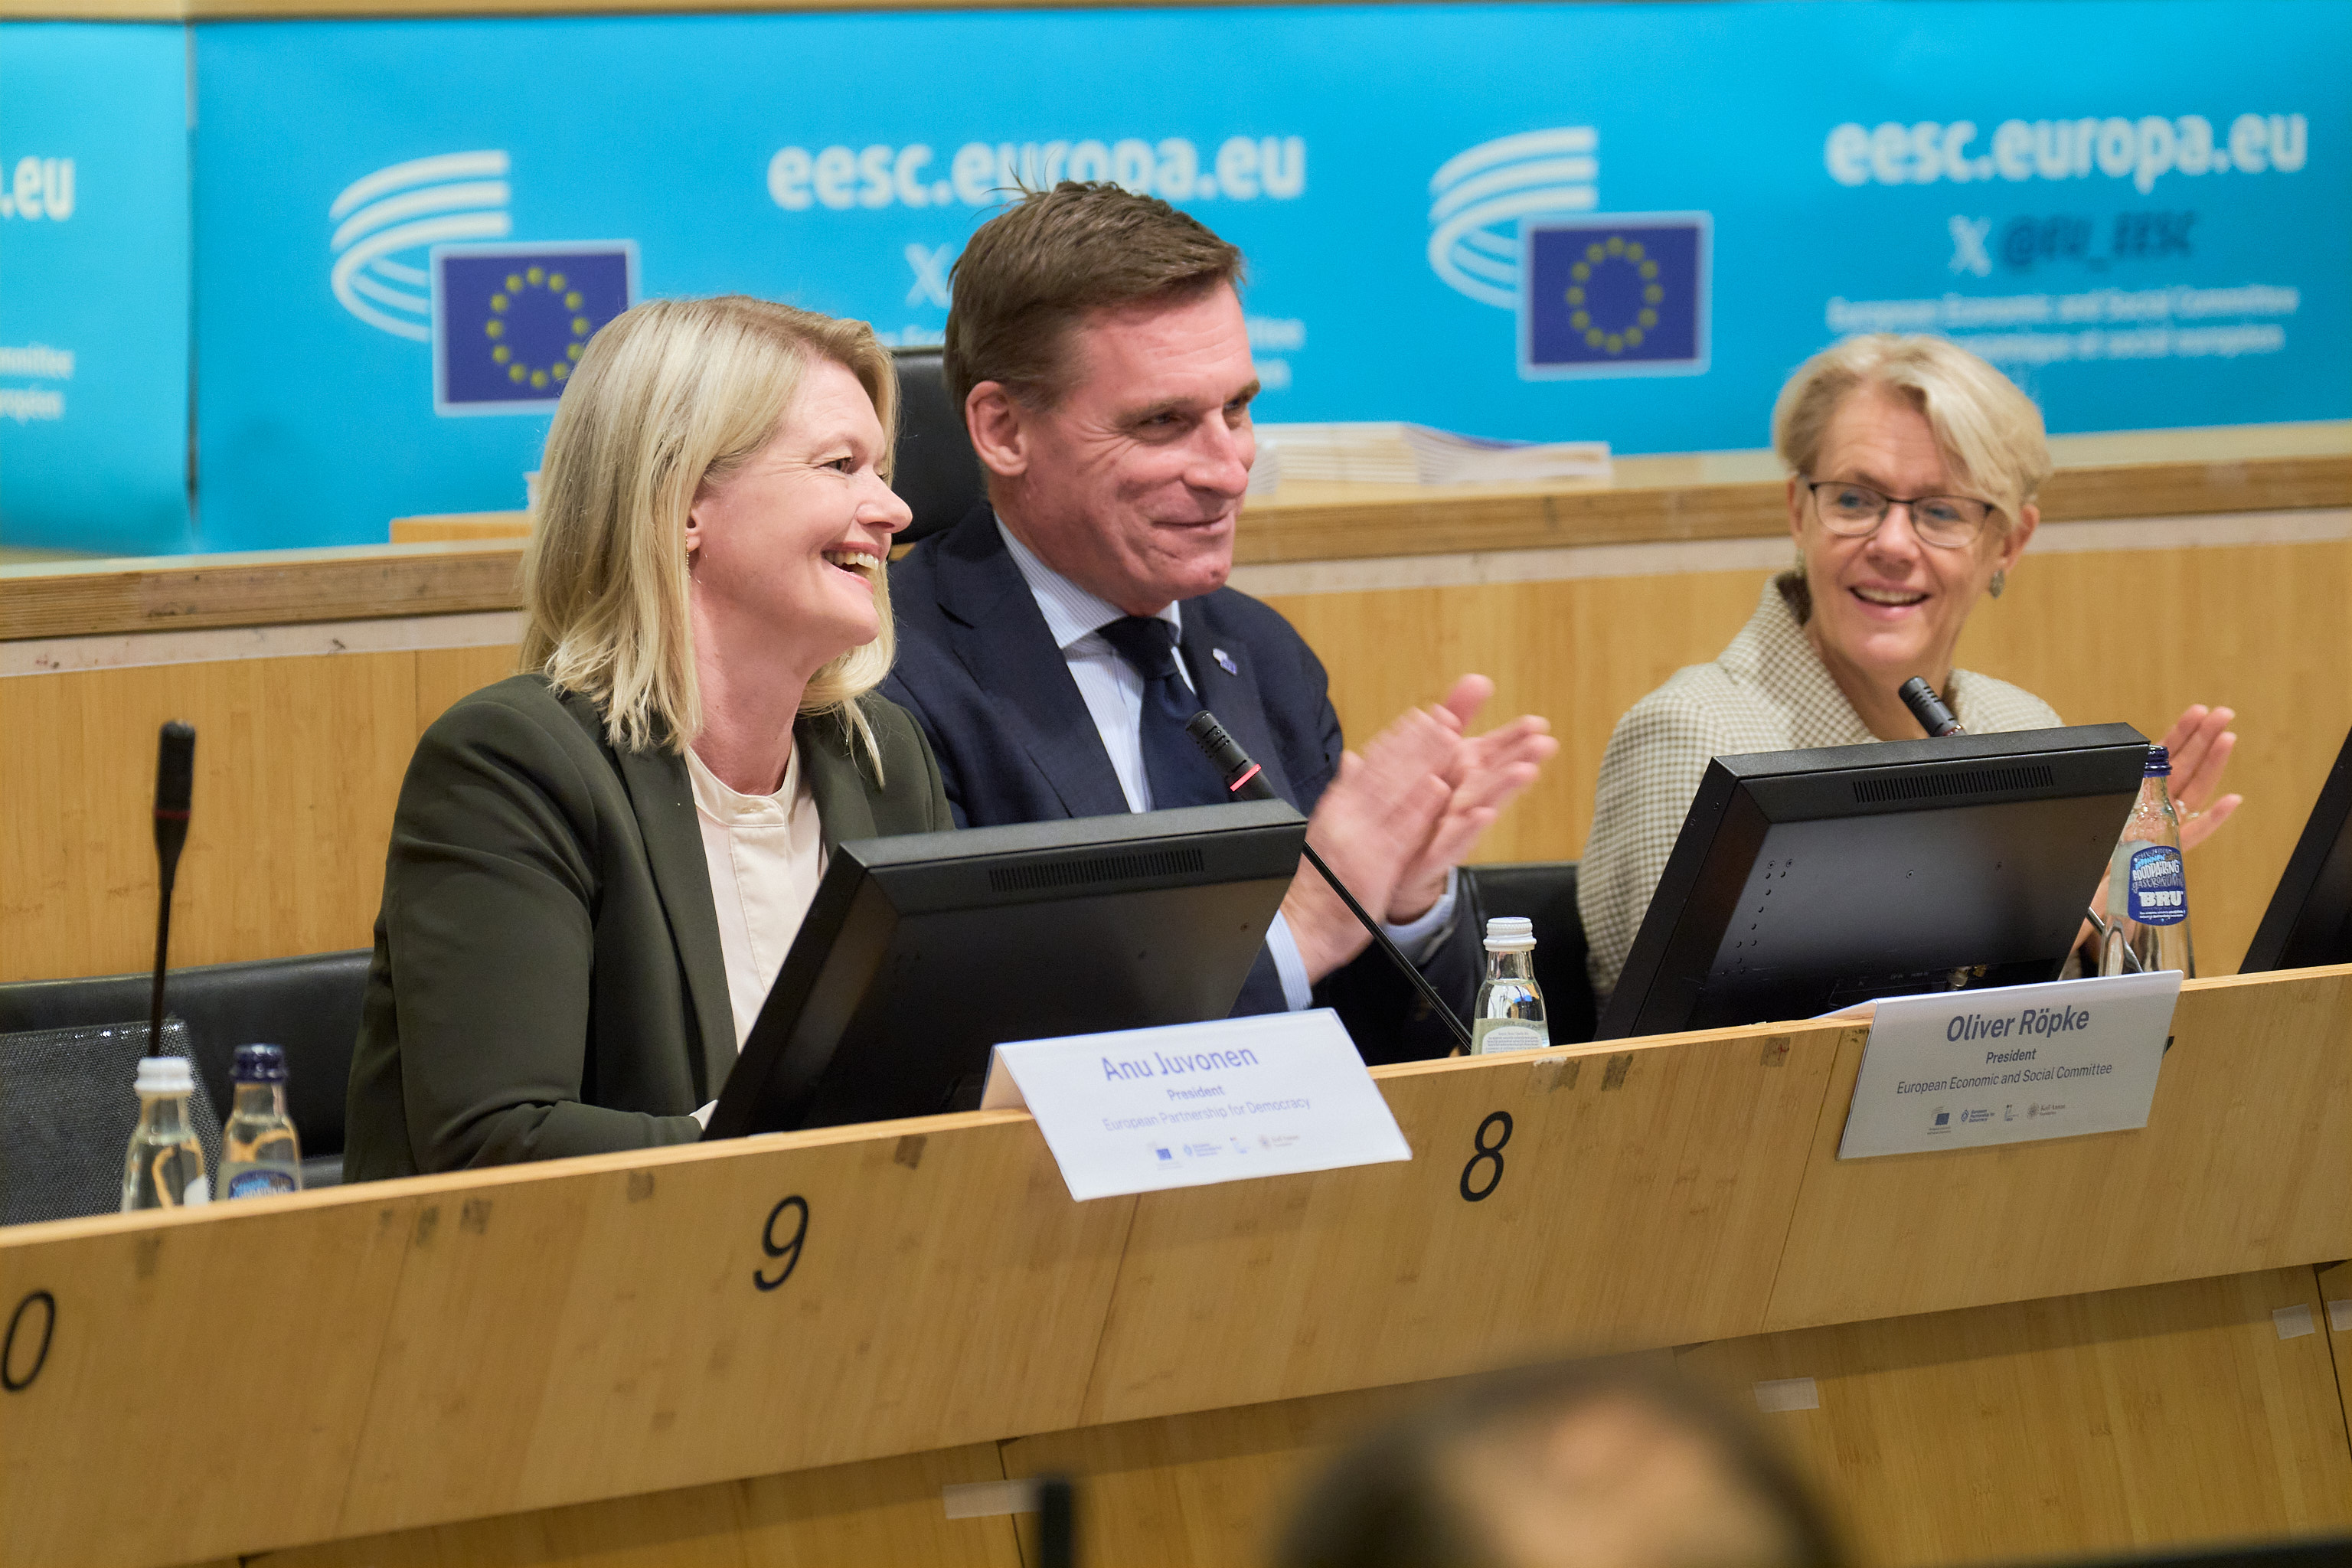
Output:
[1762, 967, 2352, 1334]
[5, 531, 2339, 984]
[254, 1443, 1021, 1568]
[335, 1115, 1135, 1539]
[1677, 1269, 2352, 1568]
[1260, 569, 1769, 869]
[1959, 537, 2352, 975]
[0, 651, 417, 983]
[1269, 536, 2352, 972]
[415, 642, 521, 735]
[1076, 1021, 1847, 1428]
[1000, 1379, 1498, 1568]
[0, 1191, 419, 1568]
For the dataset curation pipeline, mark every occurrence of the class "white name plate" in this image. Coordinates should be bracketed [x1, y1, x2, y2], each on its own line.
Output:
[982, 1009, 1412, 1201]
[1837, 971, 2183, 1160]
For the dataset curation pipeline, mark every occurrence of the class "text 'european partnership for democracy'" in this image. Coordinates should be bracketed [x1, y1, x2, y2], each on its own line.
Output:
[1097, 1047, 1310, 1131]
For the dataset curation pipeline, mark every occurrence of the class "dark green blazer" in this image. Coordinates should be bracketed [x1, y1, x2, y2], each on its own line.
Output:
[344, 675, 953, 1180]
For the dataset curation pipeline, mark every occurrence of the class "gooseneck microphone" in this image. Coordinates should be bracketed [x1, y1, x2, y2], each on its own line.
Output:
[1899, 677, 1964, 737]
[150, 722, 196, 1047]
[1187, 710, 1474, 1051]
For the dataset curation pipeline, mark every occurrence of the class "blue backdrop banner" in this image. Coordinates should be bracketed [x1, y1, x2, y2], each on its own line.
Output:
[0, 24, 191, 554]
[21, 0, 2352, 553]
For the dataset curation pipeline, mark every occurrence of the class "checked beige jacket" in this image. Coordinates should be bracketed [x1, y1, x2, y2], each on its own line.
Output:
[1579, 576, 2063, 1001]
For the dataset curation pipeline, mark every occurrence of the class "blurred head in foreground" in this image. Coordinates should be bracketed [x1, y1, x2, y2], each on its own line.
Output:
[1277, 1361, 1844, 1568]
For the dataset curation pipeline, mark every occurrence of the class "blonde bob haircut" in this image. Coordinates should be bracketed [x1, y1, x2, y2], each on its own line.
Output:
[521, 295, 899, 765]
[1772, 334, 2050, 531]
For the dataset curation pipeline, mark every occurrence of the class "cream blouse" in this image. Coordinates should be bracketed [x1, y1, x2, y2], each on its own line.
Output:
[685, 743, 828, 1050]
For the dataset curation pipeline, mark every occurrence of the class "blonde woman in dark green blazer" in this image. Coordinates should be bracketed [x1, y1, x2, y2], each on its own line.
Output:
[346, 297, 951, 1180]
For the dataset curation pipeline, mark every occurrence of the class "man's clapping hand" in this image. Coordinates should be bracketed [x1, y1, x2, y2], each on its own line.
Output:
[1282, 676, 1557, 984]
[1386, 676, 1558, 924]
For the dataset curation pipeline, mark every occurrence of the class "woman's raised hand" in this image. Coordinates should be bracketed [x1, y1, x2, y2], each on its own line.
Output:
[2162, 704, 2242, 853]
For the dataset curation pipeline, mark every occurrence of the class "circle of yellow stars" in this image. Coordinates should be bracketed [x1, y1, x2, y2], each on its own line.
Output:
[482, 266, 593, 390]
[1564, 236, 1666, 357]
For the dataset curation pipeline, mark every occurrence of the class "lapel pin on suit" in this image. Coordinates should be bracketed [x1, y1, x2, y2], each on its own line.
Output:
[1213, 648, 1239, 675]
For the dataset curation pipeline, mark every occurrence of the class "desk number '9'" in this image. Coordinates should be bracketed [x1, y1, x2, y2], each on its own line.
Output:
[755, 1196, 808, 1292]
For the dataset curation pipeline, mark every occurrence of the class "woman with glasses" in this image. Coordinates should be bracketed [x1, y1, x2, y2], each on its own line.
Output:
[1577, 333, 2239, 1002]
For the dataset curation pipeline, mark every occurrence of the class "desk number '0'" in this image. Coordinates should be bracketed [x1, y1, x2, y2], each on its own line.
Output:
[3, 1291, 55, 1392]
[754, 1197, 808, 1292]
[1459, 1112, 1513, 1203]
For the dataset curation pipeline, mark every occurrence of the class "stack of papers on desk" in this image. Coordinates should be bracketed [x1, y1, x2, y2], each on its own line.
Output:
[1249, 423, 1610, 494]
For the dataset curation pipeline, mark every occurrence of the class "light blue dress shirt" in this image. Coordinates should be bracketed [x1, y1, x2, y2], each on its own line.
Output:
[998, 518, 1456, 1010]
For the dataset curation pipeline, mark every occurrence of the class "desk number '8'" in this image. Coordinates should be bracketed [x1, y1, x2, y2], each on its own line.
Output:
[754, 1197, 808, 1292]
[1459, 1112, 1513, 1203]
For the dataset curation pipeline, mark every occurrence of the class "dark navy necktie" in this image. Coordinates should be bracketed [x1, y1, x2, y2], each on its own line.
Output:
[1096, 615, 1230, 810]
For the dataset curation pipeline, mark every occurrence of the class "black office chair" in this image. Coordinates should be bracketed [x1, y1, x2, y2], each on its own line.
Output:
[0, 1019, 221, 1226]
[0, 949, 368, 1202]
[1459, 861, 1597, 1045]
[890, 347, 985, 544]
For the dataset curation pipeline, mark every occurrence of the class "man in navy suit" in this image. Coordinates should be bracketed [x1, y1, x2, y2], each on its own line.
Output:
[882, 184, 1554, 1060]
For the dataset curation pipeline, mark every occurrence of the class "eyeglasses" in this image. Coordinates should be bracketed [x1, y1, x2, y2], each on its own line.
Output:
[1803, 479, 1997, 550]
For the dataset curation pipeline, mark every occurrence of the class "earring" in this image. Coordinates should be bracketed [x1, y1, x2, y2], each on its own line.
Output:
[1988, 569, 2006, 599]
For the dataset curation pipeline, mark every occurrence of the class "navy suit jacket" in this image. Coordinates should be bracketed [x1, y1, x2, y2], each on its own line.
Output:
[880, 504, 1472, 1063]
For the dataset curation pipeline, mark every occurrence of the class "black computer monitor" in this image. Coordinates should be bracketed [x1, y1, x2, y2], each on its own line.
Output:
[1596, 724, 2149, 1040]
[704, 799, 1307, 1136]
[2241, 724, 2352, 972]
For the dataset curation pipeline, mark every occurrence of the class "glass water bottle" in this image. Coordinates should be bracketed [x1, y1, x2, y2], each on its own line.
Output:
[122, 1056, 210, 1211]
[2101, 745, 2196, 977]
[219, 1044, 303, 1199]
[1472, 916, 1550, 1054]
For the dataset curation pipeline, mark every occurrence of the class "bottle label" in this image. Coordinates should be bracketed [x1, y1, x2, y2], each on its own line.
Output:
[1473, 1021, 1549, 1054]
[227, 1169, 299, 1199]
[2125, 844, 2188, 926]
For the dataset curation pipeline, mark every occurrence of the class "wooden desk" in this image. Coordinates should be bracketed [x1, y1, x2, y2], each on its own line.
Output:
[4, 423, 2347, 982]
[4, 965, 2347, 1568]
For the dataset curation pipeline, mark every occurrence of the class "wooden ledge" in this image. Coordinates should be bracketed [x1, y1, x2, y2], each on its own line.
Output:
[8, 423, 2345, 641]
[0, 539, 521, 643]
[1236, 421, 2352, 564]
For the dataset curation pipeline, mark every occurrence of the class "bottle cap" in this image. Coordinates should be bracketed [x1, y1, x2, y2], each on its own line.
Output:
[134, 1056, 195, 1096]
[2145, 745, 2171, 777]
[1484, 916, 1537, 949]
[232, 1043, 289, 1084]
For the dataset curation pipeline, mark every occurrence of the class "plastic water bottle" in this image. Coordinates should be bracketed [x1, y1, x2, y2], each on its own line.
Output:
[122, 1056, 210, 1210]
[219, 1044, 302, 1199]
[1472, 916, 1550, 1054]
[2101, 745, 2196, 978]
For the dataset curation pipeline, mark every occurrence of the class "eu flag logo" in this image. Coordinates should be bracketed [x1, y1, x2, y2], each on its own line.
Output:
[432, 241, 637, 415]
[1521, 214, 1709, 378]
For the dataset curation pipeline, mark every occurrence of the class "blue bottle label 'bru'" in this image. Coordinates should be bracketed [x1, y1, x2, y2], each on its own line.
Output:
[2126, 845, 2188, 926]
[227, 1169, 297, 1198]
